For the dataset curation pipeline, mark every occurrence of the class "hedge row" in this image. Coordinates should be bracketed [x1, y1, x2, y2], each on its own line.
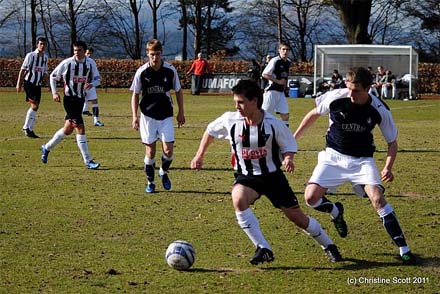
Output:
[1, 58, 438, 94]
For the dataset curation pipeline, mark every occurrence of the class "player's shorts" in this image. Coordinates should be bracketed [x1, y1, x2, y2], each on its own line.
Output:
[262, 90, 289, 114]
[309, 147, 383, 197]
[85, 87, 97, 101]
[23, 81, 42, 104]
[63, 96, 85, 126]
[233, 170, 299, 209]
[139, 115, 174, 145]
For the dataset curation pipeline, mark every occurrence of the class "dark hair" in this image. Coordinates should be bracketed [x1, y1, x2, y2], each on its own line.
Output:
[346, 67, 373, 89]
[87, 47, 94, 53]
[36, 37, 47, 44]
[73, 40, 87, 51]
[232, 79, 263, 109]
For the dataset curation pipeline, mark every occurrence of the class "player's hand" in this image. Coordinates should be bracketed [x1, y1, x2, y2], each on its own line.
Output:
[177, 113, 185, 128]
[52, 93, 61, 102]
[132, 117, 139, 131]
[16, 85, 22, 93]
[190, 156, 203, 170]
[381, 168, 394, 182]
[282, 158, 295, 173]
[84, 83, 93, 90]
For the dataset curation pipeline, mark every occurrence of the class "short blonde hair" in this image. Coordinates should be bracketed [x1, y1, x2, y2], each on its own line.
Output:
[146, 39, 162, 52]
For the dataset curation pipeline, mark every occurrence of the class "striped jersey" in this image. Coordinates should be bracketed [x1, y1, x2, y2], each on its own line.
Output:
[315, 88, 398, 157]
[130, 61, 181, 120]
[50, 57, 100, 99]
[21, 49, 48, 86]
[207, 111, 298, 176]
[262, 55, 291, 92]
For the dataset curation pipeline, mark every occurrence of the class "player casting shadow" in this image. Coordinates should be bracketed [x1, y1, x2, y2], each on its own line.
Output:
[166, 190, 231, 196]
[183, 268, 235, 273]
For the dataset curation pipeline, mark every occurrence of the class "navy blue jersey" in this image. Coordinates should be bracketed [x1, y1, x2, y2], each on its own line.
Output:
[130, 61, 181, 120]
[316, 88, 397, 157]
[262, 56, 291, 92]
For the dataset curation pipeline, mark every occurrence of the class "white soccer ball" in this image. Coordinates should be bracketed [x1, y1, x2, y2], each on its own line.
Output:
[165, 240, 195, 270]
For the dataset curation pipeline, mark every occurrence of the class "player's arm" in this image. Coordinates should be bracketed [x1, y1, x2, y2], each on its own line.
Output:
[261, 73, 285, 86]
[282, 152, 295, 173]
[49, 63, 64, 103]
[381, 140, 398, 183]
[16, 68, 27, 92]
[131, 92, 140, 130]
[175, 89, 185, 127]
[191, 130, 215, 170]
[293, 108, 320, 139]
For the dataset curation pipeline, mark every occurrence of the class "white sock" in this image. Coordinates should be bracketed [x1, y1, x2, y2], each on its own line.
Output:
[303, 216, 333, 249]
[235, 208, 271, 250]
[76, 134, 92, 164]
[83, 102, 89, 112]
[93, 104, 99, 123]
[45, 128, 66, 150]
[23, 108, 37, 130]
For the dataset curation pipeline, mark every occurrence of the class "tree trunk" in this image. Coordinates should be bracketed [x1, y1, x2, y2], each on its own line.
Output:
[333, 0, 372, 44]
[276, 0, 282, 43]
[194, 0, 202, 55]
[180, 0, 188, 60]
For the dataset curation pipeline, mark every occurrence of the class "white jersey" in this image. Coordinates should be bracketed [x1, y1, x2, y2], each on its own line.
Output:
[207, 110, 297, 176]
[50, 56, 100, 99]
[315, 88, 397, 157]
[21, 49, 48, 86]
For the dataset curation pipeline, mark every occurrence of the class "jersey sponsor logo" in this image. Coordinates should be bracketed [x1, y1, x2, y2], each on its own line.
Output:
[242, 147, 268, 160]
[147, 85, 165, 94]
[341, 123, 367, 132]
[34, 66, 44, 73]
[73, 76, 87, 83]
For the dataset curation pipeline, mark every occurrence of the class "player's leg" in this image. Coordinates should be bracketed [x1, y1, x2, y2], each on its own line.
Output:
[158, 117, 175, 190]
[282, 207, 342, 262]
[41, 119, 74, 164]
[91, 98, 104, 126]
[232, 180, 273, 265]
[276, 93, 290, 127]
[140, 115, 158, 192]
[23, 83, 41, 138]
[364, 184, 416, 264]
[261, 91, 276, 114]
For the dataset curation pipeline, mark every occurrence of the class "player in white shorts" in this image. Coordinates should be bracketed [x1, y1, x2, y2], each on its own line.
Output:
[82, 48, 104, 126]
[294, 67, 417, 265]
[130, 39, 185, 193]
[261, 42, 291, 126]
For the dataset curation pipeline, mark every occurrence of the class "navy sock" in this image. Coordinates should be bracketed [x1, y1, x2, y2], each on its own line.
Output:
[144, 163, 155, 183]
[382, 212, 407, 247]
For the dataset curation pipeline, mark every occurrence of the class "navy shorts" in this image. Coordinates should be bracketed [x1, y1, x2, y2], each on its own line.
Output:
[24, 81, 42, 104]
[63, 96, 85, 126]
[233, 170, 299, 209]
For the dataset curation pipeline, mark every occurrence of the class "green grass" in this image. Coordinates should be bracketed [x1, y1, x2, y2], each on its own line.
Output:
[0, 90, 439, 293]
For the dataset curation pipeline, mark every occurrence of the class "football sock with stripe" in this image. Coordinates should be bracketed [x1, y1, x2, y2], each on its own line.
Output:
[76, 134, 92, 164]
[144, 157, 156, 183]
[236, 208, 271, 250]
[310, 196, 340, 219]
[45, 128, 66, 150]
[160, 154, 173, 173]
[303, 216, 333, 249]
[377, 203, 410, 255]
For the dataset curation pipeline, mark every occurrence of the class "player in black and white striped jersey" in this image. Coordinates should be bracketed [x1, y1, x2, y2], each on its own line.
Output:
[41, 40, 100, 169]
[16, 37, 49, 138]
[191, 79, 342, 265]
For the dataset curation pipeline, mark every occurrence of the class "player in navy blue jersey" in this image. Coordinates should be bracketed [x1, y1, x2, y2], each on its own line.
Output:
[131, 39, 185, 193]
[261, 42, 291, 126]
[191, 79, 342, 265]
[41, 41, 100, 169]
[16, 37, 48, 138]
[294, 67, 417, 265]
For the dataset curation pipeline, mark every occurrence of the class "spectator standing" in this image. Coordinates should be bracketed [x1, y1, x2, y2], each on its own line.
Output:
[131, 39, 185, 193]
[381, 70, 396, 99]
[41, 41, 100, 169]
[82, 47, 104, 126]
[16, 37, 49, 138]
[248, 59, 261, 85]
[186, 52, 209, 95]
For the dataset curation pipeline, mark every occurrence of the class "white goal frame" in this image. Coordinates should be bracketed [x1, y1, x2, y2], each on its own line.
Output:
[313, 44, 419, 99]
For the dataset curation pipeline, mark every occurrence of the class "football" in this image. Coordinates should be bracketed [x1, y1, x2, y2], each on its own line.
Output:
[165, 240, 195, 270]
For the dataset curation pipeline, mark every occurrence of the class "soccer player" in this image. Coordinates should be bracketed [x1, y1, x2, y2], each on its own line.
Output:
[293, 67, 417, 265]
[82, 47, 104, 126]
[191, 79, 342, 265]
[261, 42, 291, 126]
[16, 37, 49, 138]
[41, 40, 100, 169]
[130, 39, 185, 193]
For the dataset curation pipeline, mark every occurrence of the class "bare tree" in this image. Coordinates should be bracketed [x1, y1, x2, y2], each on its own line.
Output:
[178, 0, 189, 60]
[147, 0, 162, 39]
[0, 0, 18, 28]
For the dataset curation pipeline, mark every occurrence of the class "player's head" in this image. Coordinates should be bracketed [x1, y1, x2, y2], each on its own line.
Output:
[346, 67, 373, 89]
[86, 47, 94, 57]
[232, 79, 263, 109]
[197, 52, 203, 59]
[278, 42, 290, 59]
[146, 39, 162, 65]
[36, 37, 47, 52]
[73, 40, 87, 60]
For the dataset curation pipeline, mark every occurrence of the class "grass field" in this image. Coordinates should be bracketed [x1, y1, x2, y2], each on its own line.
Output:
[0, 89, 439, 294]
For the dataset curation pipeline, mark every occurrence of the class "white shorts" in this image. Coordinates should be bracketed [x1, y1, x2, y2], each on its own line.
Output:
[85, 87, 97, 101]
[262, 90, 289, 114]
[139, 115, 174, 145]
[309, 148, 382, 197]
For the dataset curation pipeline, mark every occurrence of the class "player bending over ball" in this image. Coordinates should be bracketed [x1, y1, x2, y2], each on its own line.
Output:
[293, 67, 417, 265]
[191, 79, 342, 265]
